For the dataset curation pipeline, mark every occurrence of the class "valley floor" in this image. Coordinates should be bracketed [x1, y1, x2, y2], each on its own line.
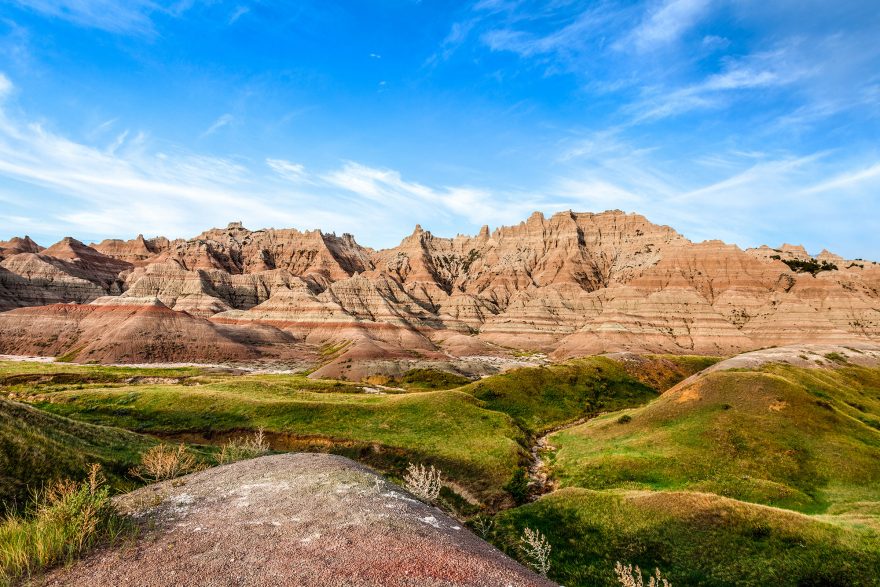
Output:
[2, 344, 880, 585]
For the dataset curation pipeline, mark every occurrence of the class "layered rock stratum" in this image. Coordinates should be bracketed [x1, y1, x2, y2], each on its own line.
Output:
[39, 453, 555, 587]
[1, 211, 878, 374]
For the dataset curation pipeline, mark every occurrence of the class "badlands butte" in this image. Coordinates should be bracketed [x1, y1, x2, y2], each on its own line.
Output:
[0, 209, 878, 374]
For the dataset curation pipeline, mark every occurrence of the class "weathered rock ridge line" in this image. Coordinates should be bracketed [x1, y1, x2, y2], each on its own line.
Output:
[1, 210, 878, 372]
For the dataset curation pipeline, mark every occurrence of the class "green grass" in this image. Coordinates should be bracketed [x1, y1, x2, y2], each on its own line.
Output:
[492, 488, 880, 587]
[0, 398, 155, 511]
[385, 368, 472, 390]
[5, 356, 880, 586]
[0, 468, 131, 586]
[459, 357, 660, 434]
[26, 374, 527, 505]
[549, 366, 880, 513]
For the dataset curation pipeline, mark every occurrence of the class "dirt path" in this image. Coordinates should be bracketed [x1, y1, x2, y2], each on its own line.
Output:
[527, 413, 606, 500]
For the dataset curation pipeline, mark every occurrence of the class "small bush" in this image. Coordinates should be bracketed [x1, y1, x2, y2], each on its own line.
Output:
[471, 515, 494, 539]
[782, 258, 837, 275]
[615, 562, 671, 587]
[824, 352, 847, 364]
[0, 464, 129, 584]
[520, 527, 551, 576]
[403, 462, 443, 503]
[130, 444, 200, 482]
[215, 429, 270, 465]
[504, 467, 530, 505]
[617, 414, 633, 424]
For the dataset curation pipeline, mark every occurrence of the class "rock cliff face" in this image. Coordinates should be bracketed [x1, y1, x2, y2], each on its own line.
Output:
[1, 212, 878, 368]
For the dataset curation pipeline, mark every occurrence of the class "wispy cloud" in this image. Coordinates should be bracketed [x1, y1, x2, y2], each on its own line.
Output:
[624, 0, 711, 52]
[228, 5, 249, 25]
[10, 0, 160, 35]
[0, 72, 12, 98]
[266, 158, 308, 183]
[201, 113, 233, 137]
[803, 161, 880, 194]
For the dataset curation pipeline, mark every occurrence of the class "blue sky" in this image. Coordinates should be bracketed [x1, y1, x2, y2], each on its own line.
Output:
[0, 0, 878, 258]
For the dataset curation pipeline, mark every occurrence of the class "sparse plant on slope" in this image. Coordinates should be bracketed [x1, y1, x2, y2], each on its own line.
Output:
[615, 561, 671, 587]
[471, 515, 494, 539]
[520, 527, 551, 576]
[0, 464, 130, 585]
[215, 428, 270, 465]
[403, 462, 443, 503]
[130, 444, 200, 482]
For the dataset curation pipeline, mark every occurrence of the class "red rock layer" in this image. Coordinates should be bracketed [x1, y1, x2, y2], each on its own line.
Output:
[1, 211, 878, 364]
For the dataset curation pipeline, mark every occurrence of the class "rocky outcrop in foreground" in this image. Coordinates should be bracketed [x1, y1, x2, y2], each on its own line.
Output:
[1, 210, 879, 373]
[40, 454, 554, 587]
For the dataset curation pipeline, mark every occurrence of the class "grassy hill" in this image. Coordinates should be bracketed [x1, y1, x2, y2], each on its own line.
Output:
[549, 364, 880, 512]
[0, 397, 154, 510]
[6, 354, 879, 586]
[488, 360, 880, 586]
[20, 374, 528, 505]
[458, 356, 703, 434]
[492, 488, 880, 587]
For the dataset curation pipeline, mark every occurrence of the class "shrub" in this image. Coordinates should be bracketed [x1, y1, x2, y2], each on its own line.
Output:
[617, 414, 633, 424]
[615, 562, 671, 587]
[130, 444, 200, 483]
[215, 428, 270, 465]
[824, 352, 847, 364]
[403, 463, 443, 503]
[520, 527, 551, 576]
[781, 258, 837, 275]
[0, 464, 129, 584]
[504, 467, 530, 505]
[471, 515, 494, 539]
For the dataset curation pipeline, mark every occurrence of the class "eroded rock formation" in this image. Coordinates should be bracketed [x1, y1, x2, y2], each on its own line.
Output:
[1, 212, 878, 370]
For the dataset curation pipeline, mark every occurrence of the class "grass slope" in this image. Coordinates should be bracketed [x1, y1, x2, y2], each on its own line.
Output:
[0, 398, 154, 510]
[459, 357, 661, 434]
[549, 365, 880, 512]
[24, 374, 527, 504]
[493, 488, 880, 587]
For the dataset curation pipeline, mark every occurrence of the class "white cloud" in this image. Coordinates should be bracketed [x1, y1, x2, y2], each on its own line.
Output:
[10, 0, 159, 35]
[201, 113, 233, 137]
[228, 5, 249, 25]
[0, 73, 12, 99]
[627, 0, 711, 52]
[803, 161, 880, 194]
[266, 158, 308, 182]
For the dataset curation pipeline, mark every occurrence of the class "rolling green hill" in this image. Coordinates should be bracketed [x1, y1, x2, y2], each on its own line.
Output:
[0, 397, 154, 510]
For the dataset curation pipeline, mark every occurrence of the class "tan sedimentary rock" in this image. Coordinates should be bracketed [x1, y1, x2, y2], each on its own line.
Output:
[1, 210, 878, 365]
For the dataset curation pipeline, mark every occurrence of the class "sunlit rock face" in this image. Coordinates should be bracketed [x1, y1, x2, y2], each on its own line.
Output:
[1, 211, 878, 365]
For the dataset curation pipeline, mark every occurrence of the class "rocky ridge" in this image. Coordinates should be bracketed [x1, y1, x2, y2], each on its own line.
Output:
[1, 210, 878, 373]
[39, 453, 554, 587]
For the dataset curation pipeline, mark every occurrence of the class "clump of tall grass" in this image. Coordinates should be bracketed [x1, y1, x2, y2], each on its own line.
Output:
[404, 462, 443, 503]
[615, 561, 671, 587]
[520, 527, 551, 576]
[129, 443, 201, 482]
[215, 428, 270, 465]
[0, 464, 130, 585]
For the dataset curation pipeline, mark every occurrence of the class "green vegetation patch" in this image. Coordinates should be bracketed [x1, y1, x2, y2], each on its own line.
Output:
[779, 257, 838, 275]
[0, 398, 155, 511]
[550, 366, 880, 513]
[366, 368, 472, 391]
[492, 488, 880, 587]
[460, 357, 659, 434]
[29, 376, 527, 504]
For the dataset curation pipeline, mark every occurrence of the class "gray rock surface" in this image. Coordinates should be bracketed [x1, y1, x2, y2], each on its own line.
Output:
[40, 453, 555, 587]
